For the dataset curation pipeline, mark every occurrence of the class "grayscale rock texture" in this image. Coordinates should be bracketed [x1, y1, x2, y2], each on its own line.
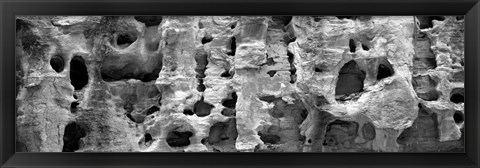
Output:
[15, 16, 464, 152]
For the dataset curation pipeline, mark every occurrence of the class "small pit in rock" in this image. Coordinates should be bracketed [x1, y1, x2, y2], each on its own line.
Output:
[349, 39, 356, 53]
[453, 111, 464, 124]
[70, 102, 79, 113]
[166, 131, 193, 147]
[201, 35, 213, 44]
[450, 88, 464, 104]
[183, 109, 194, 116]
[194, 98, 215, 117]
[222, 92, 237, 109]
[116, 32, 137, 49]
[62, 122, 87, 152]
[376, 58, 394, 80]
[50, 55, 65, 73]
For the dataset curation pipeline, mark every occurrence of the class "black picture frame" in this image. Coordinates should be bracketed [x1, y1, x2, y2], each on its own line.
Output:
[1, 0, 479, 167]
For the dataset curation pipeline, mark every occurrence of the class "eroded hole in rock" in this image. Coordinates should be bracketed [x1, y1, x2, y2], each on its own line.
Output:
[206, 119, 238, 146]
[226, 36, 236, 56]
[412, 75, 440, 101]
[258, 95, 282, 103]
[194, 97, 214, 117]
[134, 16, 163, 27]
[361, 122, 376, 141]
[377, 59, 394, 80]
[196, 79, 206, 92]
[62, 122, 87, 152]
[266, 57, 275, 65]
[194, 49, 208, 92]
[417, 16, 445, 29]
[71, 102, 79, 113]
[201, 34, 213, 44]
[349, 39, 356, 53]
[221, 108, 236, 117]
[453, 111, 464, 124]
[230, 22, 237, 29]
[288, 51, 297, 83]
[220, 70, 233, 78]
[50, 55, 65, 73]
[323, 120, 359, 147]
[144, 133, 152, 142]
[145, 106, 159, 115]
[258, 132, 281, 144]
[335, 60, 366, 97]
[222, 92, 237, 109]
[361, 44, 370, 51]
[183, 109, 194, 115]
[70, 56, 89, 90]
[450, 88, 464, 104]
[116, 32, 137, 49]
[138, 133, 154, 146]
[166, 131, 193, 147]
[456, 16, 464, 21]
[267, 70, 277, 77]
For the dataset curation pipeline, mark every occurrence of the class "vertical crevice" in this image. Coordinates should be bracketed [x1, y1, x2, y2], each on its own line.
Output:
[288, 51, 296, 84]
[227, 36, 236, 56]
[349, 39, 356, 53]
[195, 49, 208, 92]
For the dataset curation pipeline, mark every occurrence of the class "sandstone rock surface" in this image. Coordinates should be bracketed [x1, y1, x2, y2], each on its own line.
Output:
[15, 16, 464, 152]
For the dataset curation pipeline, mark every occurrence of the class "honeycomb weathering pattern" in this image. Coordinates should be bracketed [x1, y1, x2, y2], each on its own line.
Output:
[15, 16, 464, 152]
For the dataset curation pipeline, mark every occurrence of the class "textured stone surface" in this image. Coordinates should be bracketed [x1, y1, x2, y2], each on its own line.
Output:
[15, 16, 464, 152]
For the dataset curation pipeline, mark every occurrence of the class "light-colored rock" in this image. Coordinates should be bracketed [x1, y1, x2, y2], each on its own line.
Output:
[15, 16, 464, 152]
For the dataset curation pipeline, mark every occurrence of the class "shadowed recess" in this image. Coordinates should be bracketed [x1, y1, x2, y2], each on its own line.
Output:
[70, 56, 89, 90]
[62, 122, 87, 152]
[335, 60, 366, 96]
[166, 131, 193, 147]
[50, 55, 64, 73]
[194, 98, 215, 117]
[450, 88, 464, 104]
[134, 16, 163, 27]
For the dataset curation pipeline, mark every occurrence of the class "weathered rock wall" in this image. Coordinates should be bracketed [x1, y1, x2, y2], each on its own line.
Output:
[15, 16, 464, 152]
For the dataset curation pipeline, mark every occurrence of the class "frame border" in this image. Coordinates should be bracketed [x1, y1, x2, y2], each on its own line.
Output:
[1, 0, 479, 168]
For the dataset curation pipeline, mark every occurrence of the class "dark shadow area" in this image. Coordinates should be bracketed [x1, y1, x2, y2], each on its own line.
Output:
[417, 16, 445, 29]
[323, 120, 359, 147]
[194, 97, 214, 117]
[450, 88, 464, 104]
[62, 122, 87, 152]
[349, 39, 356, 53]
[335, 60, 366, 96]
[166, 131, 193, 147]
[134, 16, 163, 27]
[70, 56, 89, 90]
[226, 36, 236, 56]
[50, 55, 64, 73]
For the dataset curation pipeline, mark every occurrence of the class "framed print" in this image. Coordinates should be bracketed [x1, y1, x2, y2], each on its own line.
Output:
[1, 0, 479, 168]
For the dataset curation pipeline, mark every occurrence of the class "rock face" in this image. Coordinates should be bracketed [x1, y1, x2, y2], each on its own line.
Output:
[15, 16, 464, 152]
